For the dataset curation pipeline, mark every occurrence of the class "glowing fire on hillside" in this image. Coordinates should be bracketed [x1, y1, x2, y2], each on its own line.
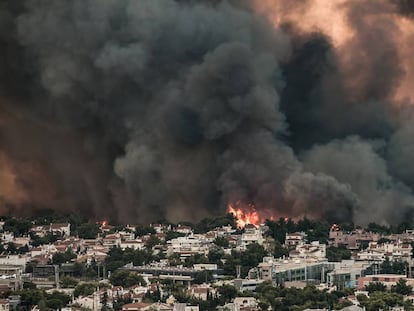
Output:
[96, 220, 108, 227]
[227, 202, 261, 228]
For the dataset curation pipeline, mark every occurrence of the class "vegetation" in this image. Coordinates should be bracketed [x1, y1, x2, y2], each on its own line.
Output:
[135, 225, 156, 237]
[51, 249, 77, 264]
[223, 243, 267, 277]
[365, 282, 387, 294]
[12, 289, 71, 310]
[165, 230, 186, 241]
[74, 222, 101, 239]
[104, 246, 154, 272]
[30, 232, 61, 247]
[3, 217, 33, 236]
[391, 279, 413, 295]
[193, 213, 236, 233]
[213, 236, 229, 248]
[255, 282, 354, 311]
[60, 276, 79, 288]
[326, 244, 352, 262]
[358, 291, 412, 311]
[265, 217, 330, 244]
[73, 282, 97, 297]
[109, 270, 147, 287]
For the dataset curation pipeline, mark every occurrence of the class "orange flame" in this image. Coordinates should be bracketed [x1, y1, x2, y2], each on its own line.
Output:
[97, 220, 108, 227]
[227, 202, 261, 228]
[331, 223, 340, 231]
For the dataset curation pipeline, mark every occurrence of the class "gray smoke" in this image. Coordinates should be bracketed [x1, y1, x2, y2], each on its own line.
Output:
[302, 137, 414, 224]
[1, 0, 414, 225]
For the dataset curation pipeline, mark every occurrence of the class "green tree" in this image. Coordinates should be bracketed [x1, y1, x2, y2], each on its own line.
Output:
[104, 247, 153, 273]
[264, 239, 289, 259]
[46, 291, 70, 310]
[217, 285, 238, 304]
[326, 244, 351, 262]
[135, 225, 156, 237]
[208, 245, 224, 265]
[167, 253, 182, 266]
[76, 223, 101, 239]
[213, 237, 229, 248]
[184, 254, 208, 268]
[6, 242, 17, 254]
[144, 287, 161, 303]
[109, 270, 146, 287]
[265, 219, 287, 244]
[360, 291, 411, 311]
[223, 243, 266, 277]
[60, 276, 79, 288]
[101, 292, 109, 311]
[365, 282, 387, 293]
[46, 298, 64, 310]
[74, 283, 97, 297]
[194, 270, 213, 284]
[240, 243, 267, 273]
[194, 213, 236, 233]
[51, 253, 66, 265]
[18, 289, 45, 309]
[165, 231, 185, 241]
[391, 279, 412, 295]
[3, 218, 33, 236]
[380, 257, 407, 274]
[38, 299, 49, 311]
[145, 235, 161, 249]
[24, 282, 37, 289]
[367, 223, 390, 234]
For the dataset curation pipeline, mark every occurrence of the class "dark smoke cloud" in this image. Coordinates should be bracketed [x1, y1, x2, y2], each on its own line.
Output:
[0, 0, 414, 225]
[302, 137, 414, 225]
[284, 172, 358, 223]
[393, 0, 414, 17]
[388, 107, 414, 189]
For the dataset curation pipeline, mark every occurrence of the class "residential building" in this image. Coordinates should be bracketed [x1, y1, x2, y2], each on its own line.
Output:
[326, 260, 372, 290]
[233, 279, 264, 292]
[167, 235, 209, 257]
[239, 225, 264, 250]
[357, 274, 414, 289]
[120, 240, 144, 250]
[0, 265, 23, 291]
[175, 225, 193, 235]
[329, 227, 379, 249]
[0, 299, 9, 311]
[289, 241, 326, 260]
[285, 232, 307, 247]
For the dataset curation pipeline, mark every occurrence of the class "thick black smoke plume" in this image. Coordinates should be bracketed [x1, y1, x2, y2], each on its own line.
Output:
[1, 0, 414, 225]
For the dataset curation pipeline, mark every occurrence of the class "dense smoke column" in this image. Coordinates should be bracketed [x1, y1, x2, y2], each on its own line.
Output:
[0, 0, 414, 225]
[0, 0, 294, 223]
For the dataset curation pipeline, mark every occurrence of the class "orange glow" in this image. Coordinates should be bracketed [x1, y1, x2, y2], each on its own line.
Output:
[252, 0, 414, 104]
[227, 201, 261, 228]
[252, 0, 351, 47]
[96, 220, 108, 227]
[0, 151, 25, 203]
[393, 17, 414, 103]
[331, 223, 340, 231]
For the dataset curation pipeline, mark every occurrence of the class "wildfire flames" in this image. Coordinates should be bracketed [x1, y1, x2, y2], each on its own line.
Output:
[97, 220, 108, 227]
[227, 202, 261, 228]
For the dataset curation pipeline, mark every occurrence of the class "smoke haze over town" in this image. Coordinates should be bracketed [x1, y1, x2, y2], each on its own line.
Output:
[1, 0, 414, 225]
